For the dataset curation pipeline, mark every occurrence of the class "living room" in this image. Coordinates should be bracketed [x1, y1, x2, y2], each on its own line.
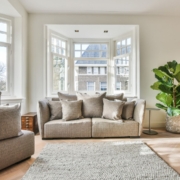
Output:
[0, 0, 180, 179]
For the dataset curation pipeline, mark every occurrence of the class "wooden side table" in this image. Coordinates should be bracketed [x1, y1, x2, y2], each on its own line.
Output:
[21, 112, 39, 134]
[143, 108, 160, 135]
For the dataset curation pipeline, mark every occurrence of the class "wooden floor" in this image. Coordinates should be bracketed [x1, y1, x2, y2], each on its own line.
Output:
[0, 129, 180, 180]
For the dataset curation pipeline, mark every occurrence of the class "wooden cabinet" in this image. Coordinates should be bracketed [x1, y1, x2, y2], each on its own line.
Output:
[21, 112, 39, 134]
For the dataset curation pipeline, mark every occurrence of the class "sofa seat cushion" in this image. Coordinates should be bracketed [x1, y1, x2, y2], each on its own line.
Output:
[92, 118, 139, 137]
[44, 118, 92, 138]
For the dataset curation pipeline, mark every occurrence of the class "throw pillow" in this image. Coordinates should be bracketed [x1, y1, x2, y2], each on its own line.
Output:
[115, 99, 136, 119]
[76, 92, 106, 118]
[58, 92, 77, 101]
[105, 93, 124, 101]
[61, 100, 83, 121]
[102, 98, 124, 120]
[48, 101, 62, 120]
[0, 104, 23, 140]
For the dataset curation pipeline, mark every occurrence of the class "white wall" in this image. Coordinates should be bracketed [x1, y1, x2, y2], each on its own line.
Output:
[28, 14, 180, 128]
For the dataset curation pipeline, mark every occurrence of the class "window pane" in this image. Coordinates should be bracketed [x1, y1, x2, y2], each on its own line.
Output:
[100, 82, 107, 91]
[82, 51, 100, 58]
[127, 38, 131, 45]
[74, 60, 107, 91]
[0, 22, 7, 32]
[75, 44, 81, 50]
[117, 42, 121, 49]
[62, 41, 66, 48]
[75, 51, 81, 57]
[115, 57, 129, 91]
[53, 56, 66, 91]
[0, 46, 7, 91]
[121, 47, 126, 54]
[87, 82, 94, 91]
[122, 39, 126, 46]
[101, 44, 107, 50]
[82, 44, 89, 50]
[127, 46, 131, 53]
[102, 51, 107, 57]
[0, 33, 7, 43]
[117, 49, 121, 56]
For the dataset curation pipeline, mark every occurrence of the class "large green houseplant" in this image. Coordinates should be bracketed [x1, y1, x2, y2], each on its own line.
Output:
[151, 60, 180, 133]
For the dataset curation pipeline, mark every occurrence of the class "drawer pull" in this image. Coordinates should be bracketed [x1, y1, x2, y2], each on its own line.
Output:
[25, 117, 29, 119]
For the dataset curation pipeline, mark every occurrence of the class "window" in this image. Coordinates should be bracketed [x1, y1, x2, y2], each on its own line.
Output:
[87, 82, 95, 91]
[114, 37, 132, 92]
[74, 43, 108, 58]
[74, 60, 107, 91]
[0, 19, 11, 94]
[50, 34, 67, 93]
[100, 82, 107, 91]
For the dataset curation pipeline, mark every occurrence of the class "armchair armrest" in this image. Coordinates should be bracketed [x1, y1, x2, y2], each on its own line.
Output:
[37, 100, 50, 139]
[133, 99, 146, 136]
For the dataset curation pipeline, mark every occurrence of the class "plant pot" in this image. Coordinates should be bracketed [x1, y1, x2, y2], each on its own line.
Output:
[166, 114, 180, 133]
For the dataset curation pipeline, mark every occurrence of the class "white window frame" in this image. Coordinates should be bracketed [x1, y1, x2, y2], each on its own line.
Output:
[47, 30, 69, 96]
[87, 67, 92, 74]
[93, 67, 98, 74]
[113, 30, 139, 97]
[0, 18, 12, 96]
[87, 81, 95, 91]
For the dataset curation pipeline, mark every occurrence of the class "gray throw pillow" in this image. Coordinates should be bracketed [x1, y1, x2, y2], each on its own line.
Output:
[48, 101, 62, 120]
[58, 92, 77, 101]
[0, 104, 23, 140]
[102, 98, 124, 120]
[61, 100, 83, 121]
[76, 92, 106, 118]
[105, 93, 124, 101]
[115, 99, 135, 119]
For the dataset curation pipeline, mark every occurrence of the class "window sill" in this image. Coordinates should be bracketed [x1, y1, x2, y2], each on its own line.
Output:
[1, 97, 24, 105]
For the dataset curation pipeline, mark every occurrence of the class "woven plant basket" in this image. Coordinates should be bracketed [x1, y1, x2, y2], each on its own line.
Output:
[166, 114, 180, 133]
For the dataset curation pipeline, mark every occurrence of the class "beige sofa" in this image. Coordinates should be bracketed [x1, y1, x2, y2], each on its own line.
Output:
[37, 96, 146, 139]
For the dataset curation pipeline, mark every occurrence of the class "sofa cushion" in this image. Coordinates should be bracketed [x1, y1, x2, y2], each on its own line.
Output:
[44, 118, 92, 138]
[61, 100, 83, 121]
[92, 118, 139, 137]
[102, 98, 124, 120]
[105, 93, 124, 101]
[0, 104, 23, 140]
[48, 101, 62, 120]
[77, 92, 106, 118]
[58, 92, 77, 101]
[115, 100, 135, 120]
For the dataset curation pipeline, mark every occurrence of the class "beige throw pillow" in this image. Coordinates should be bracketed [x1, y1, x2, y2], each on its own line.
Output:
[105, 93, 124, 101]
[48, 101, 62, 120]
[115, 99, 135, 119]
[0, 104, 23, 140]
[61, 100, 83, 121]
[58, 92, 77, 101]
[102, 98, 124, 120]
[77, 92, 106, 118]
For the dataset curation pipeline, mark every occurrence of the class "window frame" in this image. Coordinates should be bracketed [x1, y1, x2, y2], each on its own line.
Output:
[0, 17, 12, 96]
[87, 81, 95, 91]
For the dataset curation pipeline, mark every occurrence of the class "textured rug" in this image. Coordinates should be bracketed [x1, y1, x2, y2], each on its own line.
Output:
[22, 141, 180, 180]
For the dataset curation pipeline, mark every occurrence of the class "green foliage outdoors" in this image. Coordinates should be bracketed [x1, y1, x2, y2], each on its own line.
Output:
[151, 60, 180, 116]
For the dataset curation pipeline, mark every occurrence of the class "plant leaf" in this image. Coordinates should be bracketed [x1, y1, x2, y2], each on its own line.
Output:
[150, 82, 162, 90]
[158, 66, 173, 77]
[159, 84, 173, 94]
[155, 103, 167, 111]
[167, 107, 180, 116]
[156, 92, 173, 107]
[167, 60, 177, 73]
[153, 69, 172, 84]
[174, 71, 180, 82]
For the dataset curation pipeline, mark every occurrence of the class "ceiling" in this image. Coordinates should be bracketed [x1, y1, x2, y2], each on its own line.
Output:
[48, 25, 135, 39]
[19, 0, 180, 16]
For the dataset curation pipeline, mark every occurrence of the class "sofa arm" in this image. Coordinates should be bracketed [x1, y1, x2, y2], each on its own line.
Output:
[37, 100, 50, 139]
[133, 99, 146, 136]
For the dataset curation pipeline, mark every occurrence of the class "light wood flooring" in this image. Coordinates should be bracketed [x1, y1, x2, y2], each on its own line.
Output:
[0, 129, 180, 180]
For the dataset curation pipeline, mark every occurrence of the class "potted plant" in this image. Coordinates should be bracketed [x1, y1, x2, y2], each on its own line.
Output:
[151, 60, 180, 133]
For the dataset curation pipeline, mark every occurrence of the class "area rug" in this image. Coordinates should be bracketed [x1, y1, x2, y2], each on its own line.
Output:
[22, 141, 180, 180]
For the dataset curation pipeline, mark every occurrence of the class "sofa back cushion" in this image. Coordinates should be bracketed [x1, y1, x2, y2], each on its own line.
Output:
[77, 92, 106, 118]
[102, 98, 124, 120]
[115, 99, 135, 120]
[48, 101, 62, 120]
[61, 100, 83, 121]
[0, 104, 23, 140]
[105, 93, 124, 101]
[58, 92, 77, 101]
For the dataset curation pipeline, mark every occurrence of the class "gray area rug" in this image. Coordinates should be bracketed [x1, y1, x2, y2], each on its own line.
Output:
[22, 141, 180, 180]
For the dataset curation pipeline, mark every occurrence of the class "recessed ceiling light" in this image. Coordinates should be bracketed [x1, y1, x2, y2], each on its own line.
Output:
[75, 30, 79, 32]
[104, 30, 108, 33]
